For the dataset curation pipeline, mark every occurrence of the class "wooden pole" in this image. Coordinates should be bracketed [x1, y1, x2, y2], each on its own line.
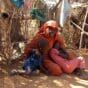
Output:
[79, 7, 88, 49]
[52, 0, 62, 11]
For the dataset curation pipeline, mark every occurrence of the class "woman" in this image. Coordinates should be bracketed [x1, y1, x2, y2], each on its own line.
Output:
[22, 20, 65, 75]
[13, 20, 87, 78]
[23, 20, 87, 75]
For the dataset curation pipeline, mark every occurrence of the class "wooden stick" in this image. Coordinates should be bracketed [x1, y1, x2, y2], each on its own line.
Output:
[79, 7, 88, 49]
[84, 31, 88, 36]
[71, 21, 88, 35]
[71, 2, 88, 8]
[52, 0, 62, 11]
[70, 21, 82, 31]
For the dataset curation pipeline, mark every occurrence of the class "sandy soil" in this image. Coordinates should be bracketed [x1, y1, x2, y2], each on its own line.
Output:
[0, 55, 88, 88]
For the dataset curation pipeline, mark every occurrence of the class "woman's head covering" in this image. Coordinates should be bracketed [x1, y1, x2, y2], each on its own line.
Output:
[44, 20, 58, 29]
[38, 20, 60, 35]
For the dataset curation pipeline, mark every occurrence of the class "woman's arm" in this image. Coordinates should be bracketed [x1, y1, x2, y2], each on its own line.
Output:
[23, 36, 40, 59]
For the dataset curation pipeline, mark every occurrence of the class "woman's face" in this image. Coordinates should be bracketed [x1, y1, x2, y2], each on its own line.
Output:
[46, 27, 58, 37]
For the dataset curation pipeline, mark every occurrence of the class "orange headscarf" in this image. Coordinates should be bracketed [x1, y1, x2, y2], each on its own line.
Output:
[37, 20, 65, 48]
[38, 20, 59, 34]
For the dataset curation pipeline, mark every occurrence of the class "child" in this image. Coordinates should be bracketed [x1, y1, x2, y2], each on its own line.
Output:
[10, 49, 41, 75]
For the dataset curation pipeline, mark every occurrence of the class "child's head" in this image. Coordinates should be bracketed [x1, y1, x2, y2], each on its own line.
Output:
[38, 38, 49, 53]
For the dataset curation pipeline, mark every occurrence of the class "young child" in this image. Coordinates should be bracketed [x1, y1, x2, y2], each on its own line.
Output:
[10, 49, 41, 75]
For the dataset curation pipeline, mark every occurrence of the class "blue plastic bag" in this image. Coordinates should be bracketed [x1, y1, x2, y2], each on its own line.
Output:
[10, 0, 24, 8]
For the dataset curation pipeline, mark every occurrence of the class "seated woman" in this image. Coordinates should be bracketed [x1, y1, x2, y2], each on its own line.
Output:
[11, 20, 88, 79]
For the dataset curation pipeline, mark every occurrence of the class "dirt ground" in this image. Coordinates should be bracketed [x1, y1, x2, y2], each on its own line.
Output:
[0, 50, 88, 88]
[0, 73, 88, 88]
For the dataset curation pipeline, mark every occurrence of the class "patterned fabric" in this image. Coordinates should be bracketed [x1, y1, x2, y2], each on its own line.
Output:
[23, 51, 41, 72]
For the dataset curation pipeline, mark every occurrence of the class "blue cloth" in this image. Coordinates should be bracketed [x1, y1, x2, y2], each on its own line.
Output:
[10, 0, 24, 8]
[23, 51, 41, 72]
